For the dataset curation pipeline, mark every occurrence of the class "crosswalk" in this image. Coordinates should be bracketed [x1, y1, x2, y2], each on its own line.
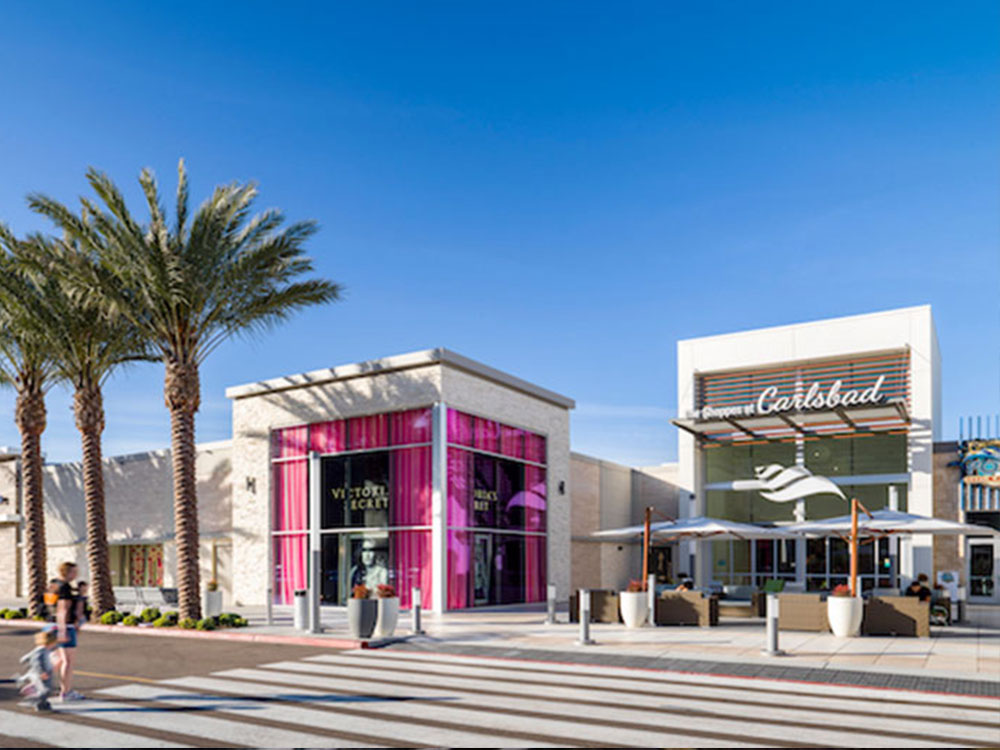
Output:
[2, 648, 998, 748]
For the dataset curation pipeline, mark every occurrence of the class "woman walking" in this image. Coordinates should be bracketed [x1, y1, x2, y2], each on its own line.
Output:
[54, 561, 84, 701]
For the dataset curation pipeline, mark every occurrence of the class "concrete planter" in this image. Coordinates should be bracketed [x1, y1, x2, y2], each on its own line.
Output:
[619, 590, 648, 628]
[374, 597, 399, 638]
[827, 595, 863, 637]
[204, 589, 223, 618]
[347, 598, 377, 639]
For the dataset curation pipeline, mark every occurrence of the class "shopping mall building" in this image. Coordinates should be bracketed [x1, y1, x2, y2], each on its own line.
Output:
[1, 305, 997, 608]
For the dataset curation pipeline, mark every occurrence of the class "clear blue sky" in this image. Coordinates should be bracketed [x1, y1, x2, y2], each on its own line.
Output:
[0, 2, 997, 465]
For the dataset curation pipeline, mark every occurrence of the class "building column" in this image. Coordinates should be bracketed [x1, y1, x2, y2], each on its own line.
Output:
[431, 402, 448, 613]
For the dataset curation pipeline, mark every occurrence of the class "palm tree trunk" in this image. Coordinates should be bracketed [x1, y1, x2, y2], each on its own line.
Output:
[165, 359, 201, 621]
[16, 387, 46, 618]
[75, 383, 115, 618]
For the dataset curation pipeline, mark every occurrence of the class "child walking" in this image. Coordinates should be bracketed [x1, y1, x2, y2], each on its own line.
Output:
[17, 629, 58, 711]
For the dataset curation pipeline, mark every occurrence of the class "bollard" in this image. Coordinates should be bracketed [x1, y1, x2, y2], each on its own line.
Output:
[546, 583, 557, 625]
[308, 547, 321, 634]
[577, 589, 595, 645]
[412, 587, 424, 635]
[265, 586, 273, 627]
[647, 573, 656, 627]
[762, 593, 784, 656]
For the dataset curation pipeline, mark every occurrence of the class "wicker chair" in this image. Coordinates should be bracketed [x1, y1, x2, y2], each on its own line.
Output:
[655, 591, 718, 626]
[777, 593, 829, 632]
[862, 596, 930, 637]
[568, 590, 622, 623]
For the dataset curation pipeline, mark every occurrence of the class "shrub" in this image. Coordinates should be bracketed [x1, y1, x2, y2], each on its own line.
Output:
[233, 616, 248, 627]
[122, 614, 141, 626]
[376, 584, 396, 599]
[17, 608, 27, 619]
[218, 613, 238, 627]
[100, 610, 123, 625]
[32, 614, 47, 621]
[195, 617, 216, 631]
[831, 584, 852, 597]
[352, 584, 369, 599]
[152, 615, 173, 628]
[625, 580, 644, 593]
[161, 611, 178, 626]
[140, 607, 161, 623]
[0, 608, 13, 619]
[206, 579, 219, 592]
[178, 617, 196, 629]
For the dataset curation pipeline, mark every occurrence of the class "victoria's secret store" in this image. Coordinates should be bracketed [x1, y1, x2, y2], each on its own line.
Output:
[270, 407, 547, 609]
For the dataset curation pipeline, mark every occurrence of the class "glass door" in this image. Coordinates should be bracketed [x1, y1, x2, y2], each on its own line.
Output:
[473, 533, 493, 605]
[968, 539, 999, 604]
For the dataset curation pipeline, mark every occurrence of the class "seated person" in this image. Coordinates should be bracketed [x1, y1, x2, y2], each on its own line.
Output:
[675, 577, 695, 592]
[904, 574, 932, 602]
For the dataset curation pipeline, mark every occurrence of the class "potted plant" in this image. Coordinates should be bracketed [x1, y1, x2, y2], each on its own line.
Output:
[204, 579, 223, 617]
[347, 584, 377, 639]
[373, 583, 399, 638]
[827, 584, 863, 637]
[619, 579, 649, 628]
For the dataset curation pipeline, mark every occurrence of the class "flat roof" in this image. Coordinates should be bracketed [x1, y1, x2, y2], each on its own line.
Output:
[225, 347, 576, 409]
[677, 304, 932, 346]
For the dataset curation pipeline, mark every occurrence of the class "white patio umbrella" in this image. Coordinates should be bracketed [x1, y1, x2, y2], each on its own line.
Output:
[786, 509, 1000, 538]
[593, 515, 795, 541]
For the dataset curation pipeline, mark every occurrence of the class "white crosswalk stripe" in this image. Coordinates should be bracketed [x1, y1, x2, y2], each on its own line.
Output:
[0, 649, 997, 748]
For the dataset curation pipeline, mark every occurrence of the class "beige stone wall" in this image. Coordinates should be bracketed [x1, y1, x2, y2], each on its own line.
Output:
[0, 524, 18, 600]
[933, 441, 963, 584]
[570, 454, 682, 594]
[229, 363, 443, 606]
[441, 365, 572, 601]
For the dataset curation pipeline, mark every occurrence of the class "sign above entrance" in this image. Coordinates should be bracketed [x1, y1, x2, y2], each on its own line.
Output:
[691, 351, 909, 423]
[691, 376, 886, 421]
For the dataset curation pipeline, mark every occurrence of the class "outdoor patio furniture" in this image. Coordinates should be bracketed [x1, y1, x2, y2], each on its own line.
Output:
[655, 591, 718, 626]
[569, 590, 622, 623]
[862, 596, 930, 637]
[777, 592, 829, 632]
[719, 586, 757, 618]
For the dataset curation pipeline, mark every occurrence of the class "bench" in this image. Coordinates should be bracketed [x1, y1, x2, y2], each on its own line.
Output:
[656, 591, 718, 626]
[112, 586, 178, 612]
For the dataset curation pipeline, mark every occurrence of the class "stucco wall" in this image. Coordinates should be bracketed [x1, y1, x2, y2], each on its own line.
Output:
[4, 443, 231, 599]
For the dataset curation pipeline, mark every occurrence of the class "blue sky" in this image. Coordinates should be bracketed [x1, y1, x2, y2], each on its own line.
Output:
[0, 2, 997, 465]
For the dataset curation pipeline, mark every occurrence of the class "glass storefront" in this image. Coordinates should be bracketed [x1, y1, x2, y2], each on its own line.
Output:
[270, 406, 547, 609]
[704, 431, 908, 590]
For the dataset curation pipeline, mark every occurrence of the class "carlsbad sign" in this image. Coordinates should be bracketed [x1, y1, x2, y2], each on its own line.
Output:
[691, 375, 886, 420]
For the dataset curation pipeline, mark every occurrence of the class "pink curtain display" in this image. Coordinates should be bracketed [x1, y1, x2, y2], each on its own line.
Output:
[524, 536, 546, 603]
[447, 448, 473, 527]
[523, 465, 547, 532]
[447, 530, 471, 609]
[525, 432, 546, 463]
[447, 409, 474, 446]
[391, 447, 432, 526]
[350, 413, 389, 450]
[499, 425, 525, 459]
[474, 418, 500, 453]
[272, 459, 308, 532]
[391, 408, 432, 444]
[391, 530, 433, 609]
[273, 535, 307, 605]
[272, 425, 308, 458]
[309, 420, 346, 454]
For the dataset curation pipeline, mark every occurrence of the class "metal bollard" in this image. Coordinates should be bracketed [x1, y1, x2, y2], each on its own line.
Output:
[647, 574, 656, 627]
[308, 548, 321, 634]
[762, 593, 784, 656]
[546, 583, 557, 625]
[412, 587, 424, 635]
[265, 586, 273, 627]
[577, 589, 595, 645]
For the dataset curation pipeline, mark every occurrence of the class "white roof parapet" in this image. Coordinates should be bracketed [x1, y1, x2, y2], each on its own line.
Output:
[224, 347, 576, 410]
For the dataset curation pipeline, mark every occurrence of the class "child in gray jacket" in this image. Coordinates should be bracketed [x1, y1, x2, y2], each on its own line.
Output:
[18, 629, 57, 711]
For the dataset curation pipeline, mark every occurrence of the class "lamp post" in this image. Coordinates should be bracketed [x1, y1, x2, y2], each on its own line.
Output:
[642, 506, 652, 590]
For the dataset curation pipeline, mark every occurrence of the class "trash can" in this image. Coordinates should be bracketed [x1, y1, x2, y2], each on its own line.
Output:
[293, 589, 308, 630]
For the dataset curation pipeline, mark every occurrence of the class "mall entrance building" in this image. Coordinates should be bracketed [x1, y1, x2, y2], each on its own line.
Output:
[225, 348, 572, 612]
[672, 306, 941, 593]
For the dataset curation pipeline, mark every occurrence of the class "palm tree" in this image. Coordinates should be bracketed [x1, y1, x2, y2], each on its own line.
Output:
[31, 160, 341, 620]
[4, 232, 154, 618]
[0, 227, 59, 618]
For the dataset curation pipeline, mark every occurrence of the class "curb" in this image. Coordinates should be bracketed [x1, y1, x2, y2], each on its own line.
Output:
[0, 618, 378, 649]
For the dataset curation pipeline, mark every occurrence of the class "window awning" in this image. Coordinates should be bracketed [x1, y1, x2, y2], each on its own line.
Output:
[672, 399, 910, 444]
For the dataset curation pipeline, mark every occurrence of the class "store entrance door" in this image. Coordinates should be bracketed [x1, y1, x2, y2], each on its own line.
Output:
[968, 539, 1000, 604]
[473, 533, 493, 605]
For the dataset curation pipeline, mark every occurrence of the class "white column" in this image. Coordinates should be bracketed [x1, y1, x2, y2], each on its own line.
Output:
[431, 402, 448, 613]
[308, 450, 321, 632]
